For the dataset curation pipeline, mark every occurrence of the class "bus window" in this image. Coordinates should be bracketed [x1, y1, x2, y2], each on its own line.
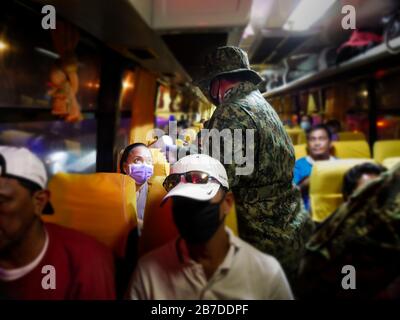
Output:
[0, 119, 97, 177]
[376, 71, 400, 140]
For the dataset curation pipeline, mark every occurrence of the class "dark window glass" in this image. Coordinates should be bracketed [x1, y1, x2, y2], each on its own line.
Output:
[0, 119, 97, 178]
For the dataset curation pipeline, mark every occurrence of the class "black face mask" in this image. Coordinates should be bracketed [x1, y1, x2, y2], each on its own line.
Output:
[172, 196, 225, 245]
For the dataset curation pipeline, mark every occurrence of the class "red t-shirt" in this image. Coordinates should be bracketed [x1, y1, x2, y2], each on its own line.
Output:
[0, 223, 116, 300]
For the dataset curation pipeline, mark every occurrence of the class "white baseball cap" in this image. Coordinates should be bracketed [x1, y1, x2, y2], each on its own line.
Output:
[162, 154, 229, 203]
[0, 146, 54, 214]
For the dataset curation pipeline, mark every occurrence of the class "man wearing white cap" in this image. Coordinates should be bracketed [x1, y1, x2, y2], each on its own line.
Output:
[127, 154, 293, 300]
[0, 146, 115, 299]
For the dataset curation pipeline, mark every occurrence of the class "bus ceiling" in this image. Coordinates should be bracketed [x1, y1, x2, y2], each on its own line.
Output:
[30, 0, 400, 89]
[31, 0, 253, 85]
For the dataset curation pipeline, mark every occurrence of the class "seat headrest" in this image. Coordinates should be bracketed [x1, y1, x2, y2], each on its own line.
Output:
[332, 140, 371, 158]
[149, 148, 170, 176]
[44, 173, 137, 258]
[373, 140, 400, 163]
[310, 159, 375, 221]
[337, 131, 366, 141]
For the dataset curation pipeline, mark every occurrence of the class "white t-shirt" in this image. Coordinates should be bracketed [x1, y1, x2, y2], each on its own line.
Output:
[127, 228, 293, 300]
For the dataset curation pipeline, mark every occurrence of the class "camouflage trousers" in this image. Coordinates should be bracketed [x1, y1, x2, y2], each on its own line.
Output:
[234, 186, 314, 285]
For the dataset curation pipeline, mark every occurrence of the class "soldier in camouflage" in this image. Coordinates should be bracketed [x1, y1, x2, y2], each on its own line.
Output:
[297, 162, 400, 299]
[194, 46, 314, 282]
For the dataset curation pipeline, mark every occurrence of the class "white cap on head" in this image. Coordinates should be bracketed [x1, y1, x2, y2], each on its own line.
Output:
[0, 146, 54, 214]
[0, 146, 48, 188]
[162, 153, 229, 202]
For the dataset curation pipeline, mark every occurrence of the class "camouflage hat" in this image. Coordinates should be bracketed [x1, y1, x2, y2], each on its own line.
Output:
[194, 46, 263, 99]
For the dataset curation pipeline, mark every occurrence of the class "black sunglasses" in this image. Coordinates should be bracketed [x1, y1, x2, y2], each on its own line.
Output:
[163, 171, 220, 192]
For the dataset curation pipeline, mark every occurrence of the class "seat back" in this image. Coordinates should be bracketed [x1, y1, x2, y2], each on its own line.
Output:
[309, 159, 375, 222]
[332, 140, 371, 159]
[297, 130, 307, 144]
[294, 140, 371, 160]
[149, 148, 170, 176]
[43, 173, 137, 258]
[294, 144, 307, 160]
[382, 157, 400, 169]
[138, 176, 177, 257]
[373, 140, 400, 164]
[337, 131, 366, 141]
[286, 128, 304, 145]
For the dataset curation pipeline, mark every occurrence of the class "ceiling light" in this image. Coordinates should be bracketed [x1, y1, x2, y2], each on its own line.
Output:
[0, 40, 9, 51]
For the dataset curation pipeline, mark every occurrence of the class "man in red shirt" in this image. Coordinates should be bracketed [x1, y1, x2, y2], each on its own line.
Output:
[0, 146, 116, 299]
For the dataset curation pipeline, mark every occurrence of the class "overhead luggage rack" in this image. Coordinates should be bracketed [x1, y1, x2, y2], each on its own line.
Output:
[263, 35, 400, 98]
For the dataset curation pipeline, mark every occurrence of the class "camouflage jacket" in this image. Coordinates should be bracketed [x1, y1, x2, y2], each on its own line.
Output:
[204, 82, 314, 281]
[297, 163, 400, 299]
[206, 82, 295, 200]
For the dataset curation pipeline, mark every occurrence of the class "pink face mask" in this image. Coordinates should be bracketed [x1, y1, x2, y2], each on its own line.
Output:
[210, 78, 240, 105]
[128, 163, 154, 185]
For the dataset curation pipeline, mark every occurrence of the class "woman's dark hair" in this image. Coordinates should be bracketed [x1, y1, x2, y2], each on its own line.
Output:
[342, 163, 387, 200]
[306, 124, 332, 141]
[119, 143, 147, 175]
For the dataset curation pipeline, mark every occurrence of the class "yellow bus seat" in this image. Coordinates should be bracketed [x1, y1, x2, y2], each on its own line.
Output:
[294, 140, 370, 160]
[294, 144, 307, 160]
[382, 157, 400, 169]
[285, 128, 304, 145]
[43, 173, 137, 258]
[139, 176, 239, 257]
[373, 140, 400, 164]
[338, 131, 366, 141]
[310, 159, 375, 222]
[139, 175, 177, 257]
[332, 140, 371, 159]
[149, 148, 170, 176]
[298, 131, 307, 144]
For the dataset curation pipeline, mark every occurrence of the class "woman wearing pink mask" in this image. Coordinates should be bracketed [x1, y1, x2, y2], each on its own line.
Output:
[120, 143, 154, 230]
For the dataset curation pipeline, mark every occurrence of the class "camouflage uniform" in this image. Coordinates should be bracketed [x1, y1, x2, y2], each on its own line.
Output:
[297, 163, 400, 299]
[196, 47, 314, 281]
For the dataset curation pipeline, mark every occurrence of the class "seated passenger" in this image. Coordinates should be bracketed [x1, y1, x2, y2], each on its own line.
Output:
[120, 143, 154, 230]
[0, 146, 115, 300]
[126, 154, 293, 300]
[294, 124, 336, 211]
[300, 114, 313, 131]
[342, 162, 386, 201]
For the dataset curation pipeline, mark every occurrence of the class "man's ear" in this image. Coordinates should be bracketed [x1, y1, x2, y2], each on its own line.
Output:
[32, 190, 51, 215]
[221, 191, 234, 216]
